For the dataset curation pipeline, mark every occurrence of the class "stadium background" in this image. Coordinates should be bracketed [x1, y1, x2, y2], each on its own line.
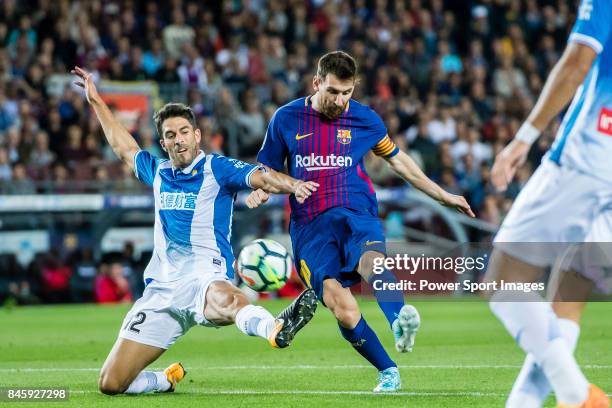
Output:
[0, 0, 574, 304]
[1, 1, 612, 407]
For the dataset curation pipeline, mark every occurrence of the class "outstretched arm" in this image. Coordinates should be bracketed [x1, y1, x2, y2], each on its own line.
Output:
[386, 150, 475, 217]
[491, 42, 597, 191]
[249, 168, 318, 205]
[71, 66, 140, 170]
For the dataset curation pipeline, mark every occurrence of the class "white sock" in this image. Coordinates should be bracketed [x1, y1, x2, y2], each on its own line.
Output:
[506, 319, 580, 408]
[235, 305, 275, 339]
[125, 371, 171, 394]
[490, 292, 588, 406]
[540, 338, 588, 404]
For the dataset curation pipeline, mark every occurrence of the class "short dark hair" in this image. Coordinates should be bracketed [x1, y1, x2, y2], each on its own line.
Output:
[316, 51, 357, 81]
[153, 103, 197, 137]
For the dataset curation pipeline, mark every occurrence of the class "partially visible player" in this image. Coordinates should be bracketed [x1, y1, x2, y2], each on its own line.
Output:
[486, 0, 611, 407]
[71, 67, 319, 396]
[248, 51, 474, 392]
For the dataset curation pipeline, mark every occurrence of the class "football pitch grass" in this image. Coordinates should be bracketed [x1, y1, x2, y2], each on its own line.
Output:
[1, 298, 610, 407]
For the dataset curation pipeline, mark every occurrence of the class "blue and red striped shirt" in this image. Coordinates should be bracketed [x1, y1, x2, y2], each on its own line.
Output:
[257, 96, 399, 224]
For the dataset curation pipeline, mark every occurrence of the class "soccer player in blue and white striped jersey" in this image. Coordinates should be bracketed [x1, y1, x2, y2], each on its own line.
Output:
[72, 67, 319, 397]
[487, 0, 611, 406]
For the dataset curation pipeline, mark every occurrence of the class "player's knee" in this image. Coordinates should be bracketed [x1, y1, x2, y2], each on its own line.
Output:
[98, 373, 126, 395]
[207, 286, 249, 322]
[357, 251, 384, 281]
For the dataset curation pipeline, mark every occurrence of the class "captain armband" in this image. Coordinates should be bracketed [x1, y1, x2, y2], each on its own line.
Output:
[372, 135, 400, 158]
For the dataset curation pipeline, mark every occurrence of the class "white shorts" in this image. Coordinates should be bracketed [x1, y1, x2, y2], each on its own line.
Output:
[494, 159, 612, 268]
[118, 272, 230, 349]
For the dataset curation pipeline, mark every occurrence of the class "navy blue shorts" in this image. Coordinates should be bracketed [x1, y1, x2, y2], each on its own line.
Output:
[290, 207, 386, 301]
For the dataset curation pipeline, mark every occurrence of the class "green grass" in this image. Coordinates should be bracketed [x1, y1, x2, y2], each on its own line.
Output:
[0, 299, 610, 407]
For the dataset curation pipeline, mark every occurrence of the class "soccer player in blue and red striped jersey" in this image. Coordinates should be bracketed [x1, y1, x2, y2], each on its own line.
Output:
[251, 51, 474, 392]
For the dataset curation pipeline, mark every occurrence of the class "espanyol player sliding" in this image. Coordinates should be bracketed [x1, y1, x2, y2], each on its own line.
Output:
[247, 51, 474, 392]
[71, 67, 319, 396]
[486, 0, 611, 407]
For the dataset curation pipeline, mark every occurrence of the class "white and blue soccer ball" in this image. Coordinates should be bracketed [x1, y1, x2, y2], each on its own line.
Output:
[237, 239, 292, 292]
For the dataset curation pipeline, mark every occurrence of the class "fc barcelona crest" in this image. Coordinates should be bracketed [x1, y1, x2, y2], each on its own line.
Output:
[337, 129, 352, 144]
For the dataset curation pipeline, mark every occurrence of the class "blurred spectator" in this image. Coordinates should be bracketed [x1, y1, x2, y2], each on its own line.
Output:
[0, 0, 579, 243]
[140, 128, 164, 157]
[28, 130, 56, 171]
[163, 8, 195, 59]
[95, 261, 132, 304]
[5, 127, 21, 163]
[154, 57, 180, 84]
[142, 38, 164, 77]
[45, 161, 70, 193]
[178, 44, 207, 91]
[6, 161, 35, 194]
[69, 248, 96, 303]
[438, 40, 463, 74]
[115, 163, 141, 192]
[493, 55, 529, 98]
[0, 92, 15, 131]
[236, 89, 266, 156]
[427, 105, 456, 144]
[61, 125, 90, 163]
[40, 251, 71, 303]
[93, 166, 111, 192]
[0, 146, 11, 181]
[451, 126, 493, 167]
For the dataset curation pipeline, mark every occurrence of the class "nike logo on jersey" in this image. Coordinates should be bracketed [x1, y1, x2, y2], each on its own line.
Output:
[365, 240, 383, 246]
[296, 132, 313, 140]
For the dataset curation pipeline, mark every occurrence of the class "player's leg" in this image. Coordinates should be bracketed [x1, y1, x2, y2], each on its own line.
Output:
[346, 212, 420, 353]
[486, 249, 592, 407]
[506, 308, 583, 408]
[204, 280, 316, 348]
[507, 216, 612, 407]
[322, 278, 400, 392]
[99, 280, 194, 396]
[506, 273, 592, 408]
[99, 338, 181, 395]
[488, 161, 611, 407]
[357, 250, 420, 352]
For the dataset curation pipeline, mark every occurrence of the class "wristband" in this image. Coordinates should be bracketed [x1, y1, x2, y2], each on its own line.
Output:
[515, 122, 541, 145]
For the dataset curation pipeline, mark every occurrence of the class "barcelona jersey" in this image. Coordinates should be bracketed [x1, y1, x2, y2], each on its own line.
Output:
[257, 96, 398, 224]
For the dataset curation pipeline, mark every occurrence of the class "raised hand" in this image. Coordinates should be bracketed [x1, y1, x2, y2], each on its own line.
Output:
[70, 66, 101, 104]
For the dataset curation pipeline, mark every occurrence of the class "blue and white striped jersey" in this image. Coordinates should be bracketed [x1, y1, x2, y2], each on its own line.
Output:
[134, 150, 260, 283]
[546, 0, 612, 181]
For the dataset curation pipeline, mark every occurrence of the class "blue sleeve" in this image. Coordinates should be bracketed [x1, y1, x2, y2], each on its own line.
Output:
[569, 0, 611, 54]
[212, 154, 261, 192]
[368, 108, 389, 146]
[256, 110, 288, 171]
[133, 150, 161, 186]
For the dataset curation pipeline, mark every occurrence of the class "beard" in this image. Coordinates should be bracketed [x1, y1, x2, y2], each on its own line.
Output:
[321, 102, 345, 119]
[173, 146, 198, 168]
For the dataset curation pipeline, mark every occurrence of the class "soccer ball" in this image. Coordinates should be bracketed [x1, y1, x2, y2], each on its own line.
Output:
[237, 239, 292, 292]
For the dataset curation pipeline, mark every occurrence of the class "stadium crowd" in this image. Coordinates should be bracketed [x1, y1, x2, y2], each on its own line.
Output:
[0, 0, 576, 303]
